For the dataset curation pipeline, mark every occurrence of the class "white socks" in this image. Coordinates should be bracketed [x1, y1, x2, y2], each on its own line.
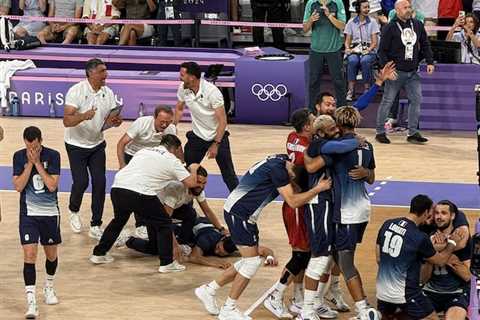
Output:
[25, 286, 36, 302]
[293, 282, 304, 304]
[302, 289, 316, 316]
[224, 296, 237, 310]
[45, 274, 55, 288]
[206, 280, 220, 295]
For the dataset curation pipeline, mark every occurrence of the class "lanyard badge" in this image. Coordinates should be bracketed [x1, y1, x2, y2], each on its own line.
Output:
[397, 21, 417, 61]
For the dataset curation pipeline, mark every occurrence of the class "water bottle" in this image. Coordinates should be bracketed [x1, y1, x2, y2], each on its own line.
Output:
[10, 96, 19, 116]
[138, 102, 145, 117]
[49, 101, 56, 118]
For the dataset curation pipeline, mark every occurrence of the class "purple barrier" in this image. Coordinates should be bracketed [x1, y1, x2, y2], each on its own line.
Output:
[8, 68, 234, 120]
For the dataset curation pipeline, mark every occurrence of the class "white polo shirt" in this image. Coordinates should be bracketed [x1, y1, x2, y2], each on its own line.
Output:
[112, 145, 190, 196]
[158, 180, 206, 209]
[124, 116, 177, 156]
[177, 78, 225, 141]
[64, 80, 117, 148]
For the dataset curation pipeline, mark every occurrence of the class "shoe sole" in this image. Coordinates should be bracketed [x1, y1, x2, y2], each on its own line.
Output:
[407, 139, 427, 144]
[25, 313, 38, 319]
[158, 267, 185, 273]
[45, 299, 59, 305]
[194, 287, 219, 315]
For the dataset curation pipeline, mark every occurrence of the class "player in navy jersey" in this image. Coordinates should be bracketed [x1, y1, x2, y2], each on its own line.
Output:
[422, 200, 471, 320]
[376, 195, 464, 320]
[12, 126, 61, 319]
[195, 154, 332, 320]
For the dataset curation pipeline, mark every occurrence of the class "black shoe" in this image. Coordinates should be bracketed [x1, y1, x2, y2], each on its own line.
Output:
[407, 132, 428, 144]
[375, 133, 391, 144]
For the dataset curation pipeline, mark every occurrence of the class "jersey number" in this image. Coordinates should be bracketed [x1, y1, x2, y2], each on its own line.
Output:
[32, 174, 45, 191]
[382, 231, 404, 258]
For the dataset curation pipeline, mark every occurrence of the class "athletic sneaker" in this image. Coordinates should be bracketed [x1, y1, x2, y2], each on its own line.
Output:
[349, 307, 381, 320]
[375, 133, 391, 144]
[134, 226, 148, 240]
[89, 253, 114, 264]
[296, 312, 321, 320]
[25, 299, 38, 319]
[194, 285, 219, 315]
[314, 304, 338, 319]
[263, 291, 293, 318]
[88, 226, 103, 240]
[158, 260, 186, 273]
[43, 286, 58, 305]
[69, 211, 82, 233]
[325, 287, 350, 312]
[289, 299, 303, 314]
[218, 306, 250, 320]
[407, 132, 428, 144]
[114, 229, 131, 247]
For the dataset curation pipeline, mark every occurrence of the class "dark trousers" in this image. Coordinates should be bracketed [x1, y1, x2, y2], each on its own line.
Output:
[155, 2, 182, 47]
[308, 50, 347, 112]
[251, 1, 285, 50]
[124, 152, 146, 228]
[184, 130, 239, 192]
[93, 188, 173, 266]
[65, 141, 106, 227]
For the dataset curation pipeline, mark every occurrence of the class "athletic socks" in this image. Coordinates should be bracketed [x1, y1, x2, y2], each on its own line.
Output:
[355, 299, 368, 311]
[25, 285, 36, 302]
[293, 282, 304, 304]
[206, 280, 220, 295]
[330, 275, 340, 291]
[224, 296, 237, 310]
[23, 263, 36, 286]
[302, 289, 316, 315]
[45, 258, 58, 288]
[314, 281, 328, 308]
[274, 281, 288, 295]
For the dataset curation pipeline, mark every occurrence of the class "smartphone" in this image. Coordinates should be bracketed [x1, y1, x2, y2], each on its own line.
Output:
[459, 10, 466, 18]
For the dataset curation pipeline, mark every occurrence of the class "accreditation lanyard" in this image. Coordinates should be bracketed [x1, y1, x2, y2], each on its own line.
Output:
[396, 20, 416, 60]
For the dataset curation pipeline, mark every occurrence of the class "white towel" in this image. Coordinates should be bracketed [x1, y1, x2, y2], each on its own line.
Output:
[0, 59, 36, 108]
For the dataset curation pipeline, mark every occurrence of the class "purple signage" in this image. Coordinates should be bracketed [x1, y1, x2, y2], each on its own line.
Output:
[179, 0, 229, 13]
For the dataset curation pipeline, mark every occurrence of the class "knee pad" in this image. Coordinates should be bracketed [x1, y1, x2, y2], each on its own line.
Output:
[234, 256, 262, 279]
[285, 251, 311, 276]
[337, 250, 359, 281]
[305, 256, 333, 281]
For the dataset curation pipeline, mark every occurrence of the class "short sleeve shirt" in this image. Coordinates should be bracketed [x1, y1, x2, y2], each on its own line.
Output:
[177, 78, 225, 141]
[64, 80, 118, 148]
[124, 116, 177, 156]
[158, 180, 206, 209]
[13, 147, 61, 217]
[112, 145, 190, 196]
[452, 30, 480, 64]
[344, 16, 380, 46]
[304, 0, 347, 53]
[49, 0, 84, 17]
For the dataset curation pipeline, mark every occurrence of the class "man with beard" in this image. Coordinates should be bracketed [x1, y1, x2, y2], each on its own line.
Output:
[421, 201, 471, 320]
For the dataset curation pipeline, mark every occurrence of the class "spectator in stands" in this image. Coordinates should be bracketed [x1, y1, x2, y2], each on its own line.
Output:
[82, 0, 121, 45]
[376, 0, 434, 145]
[155, 0, 182, 47]
[447, 13, 480, 64]
[13, 0, 47, 38]
[0, 0, 10, 15]
[113, 0, 157, 46]
[348, 0, 382, 19]
[344, 0, 380, 101]
[304, 0, 348, 112]
[474, 0, 480, 22]
[387, 0, 425, 22]
[37, 0, 83, 44]
[250, 0, 287, 50]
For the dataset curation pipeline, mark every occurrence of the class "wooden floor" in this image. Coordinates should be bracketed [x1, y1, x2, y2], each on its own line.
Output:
[0, 117, 478, 319]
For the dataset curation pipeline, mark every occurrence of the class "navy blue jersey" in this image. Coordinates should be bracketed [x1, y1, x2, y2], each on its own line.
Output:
[193, 217, 224, 256]
[424, 235, 471, 294]
[223, 154, 290, 223]
[333, 133, 375, 224]
[13, 147, 61, 217]
[376, 217, 436, 304]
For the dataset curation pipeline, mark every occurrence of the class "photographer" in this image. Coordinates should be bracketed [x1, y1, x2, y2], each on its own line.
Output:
[344, 0, 380, 101]
[447, 12, 480, 64]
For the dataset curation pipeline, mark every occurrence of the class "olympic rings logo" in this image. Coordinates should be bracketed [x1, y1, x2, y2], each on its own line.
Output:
[251, 83, 288, 102]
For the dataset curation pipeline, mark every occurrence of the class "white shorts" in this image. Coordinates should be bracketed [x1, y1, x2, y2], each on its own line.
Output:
[140, 24, 155, 39]
[84, 24, 119, 38]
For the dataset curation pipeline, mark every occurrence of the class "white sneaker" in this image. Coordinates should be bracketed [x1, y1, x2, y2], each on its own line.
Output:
[194, 284, 219, 315]
[314, 304, 338, 319]
[325, 287, 350, 312]
[69, 211, 82, 233]
[264, 292, 293, 318]
[88, 226, 103, 240]
[25, 299, 38, 319]
[289, 299, 303, 314]
[43, 286, 58, 305]
[114, 229, 131, 247]
[134, 226, 148, 240]
[296, 312, 321, 320]
[158, 260, 186, 273]
[218, 306, 248, 320]
[358, 308, 381, 320]
[89, 254, 114, 264]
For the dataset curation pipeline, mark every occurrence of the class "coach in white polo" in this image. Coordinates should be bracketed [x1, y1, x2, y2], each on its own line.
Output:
[116, 105, 176, 239]
[174, 61, 239, 192]
[63, 58, 122, 240]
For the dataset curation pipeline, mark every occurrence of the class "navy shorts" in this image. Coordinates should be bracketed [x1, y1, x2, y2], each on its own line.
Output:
[424, 290, 469, 313]
[224, 211, 259, 247]
[19, 215, 62, 246]
[334, 222, 368, 251]
[304, 200, 333, 257]
[378, 292, 435, 320]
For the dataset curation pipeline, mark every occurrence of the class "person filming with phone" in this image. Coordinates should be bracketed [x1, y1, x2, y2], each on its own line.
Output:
[303, 0, 348, 112]
[447, 11, 480, 64]
[63, 58, 122, 241]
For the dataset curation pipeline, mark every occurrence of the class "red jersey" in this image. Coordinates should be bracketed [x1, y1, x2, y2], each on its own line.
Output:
[286, 131, 310, 166]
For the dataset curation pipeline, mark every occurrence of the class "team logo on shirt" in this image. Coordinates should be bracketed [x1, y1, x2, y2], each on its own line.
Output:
[251, 83, 288, 102]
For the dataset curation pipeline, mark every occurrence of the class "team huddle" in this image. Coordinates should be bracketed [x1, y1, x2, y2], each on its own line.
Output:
[8, 58, 472, 320]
